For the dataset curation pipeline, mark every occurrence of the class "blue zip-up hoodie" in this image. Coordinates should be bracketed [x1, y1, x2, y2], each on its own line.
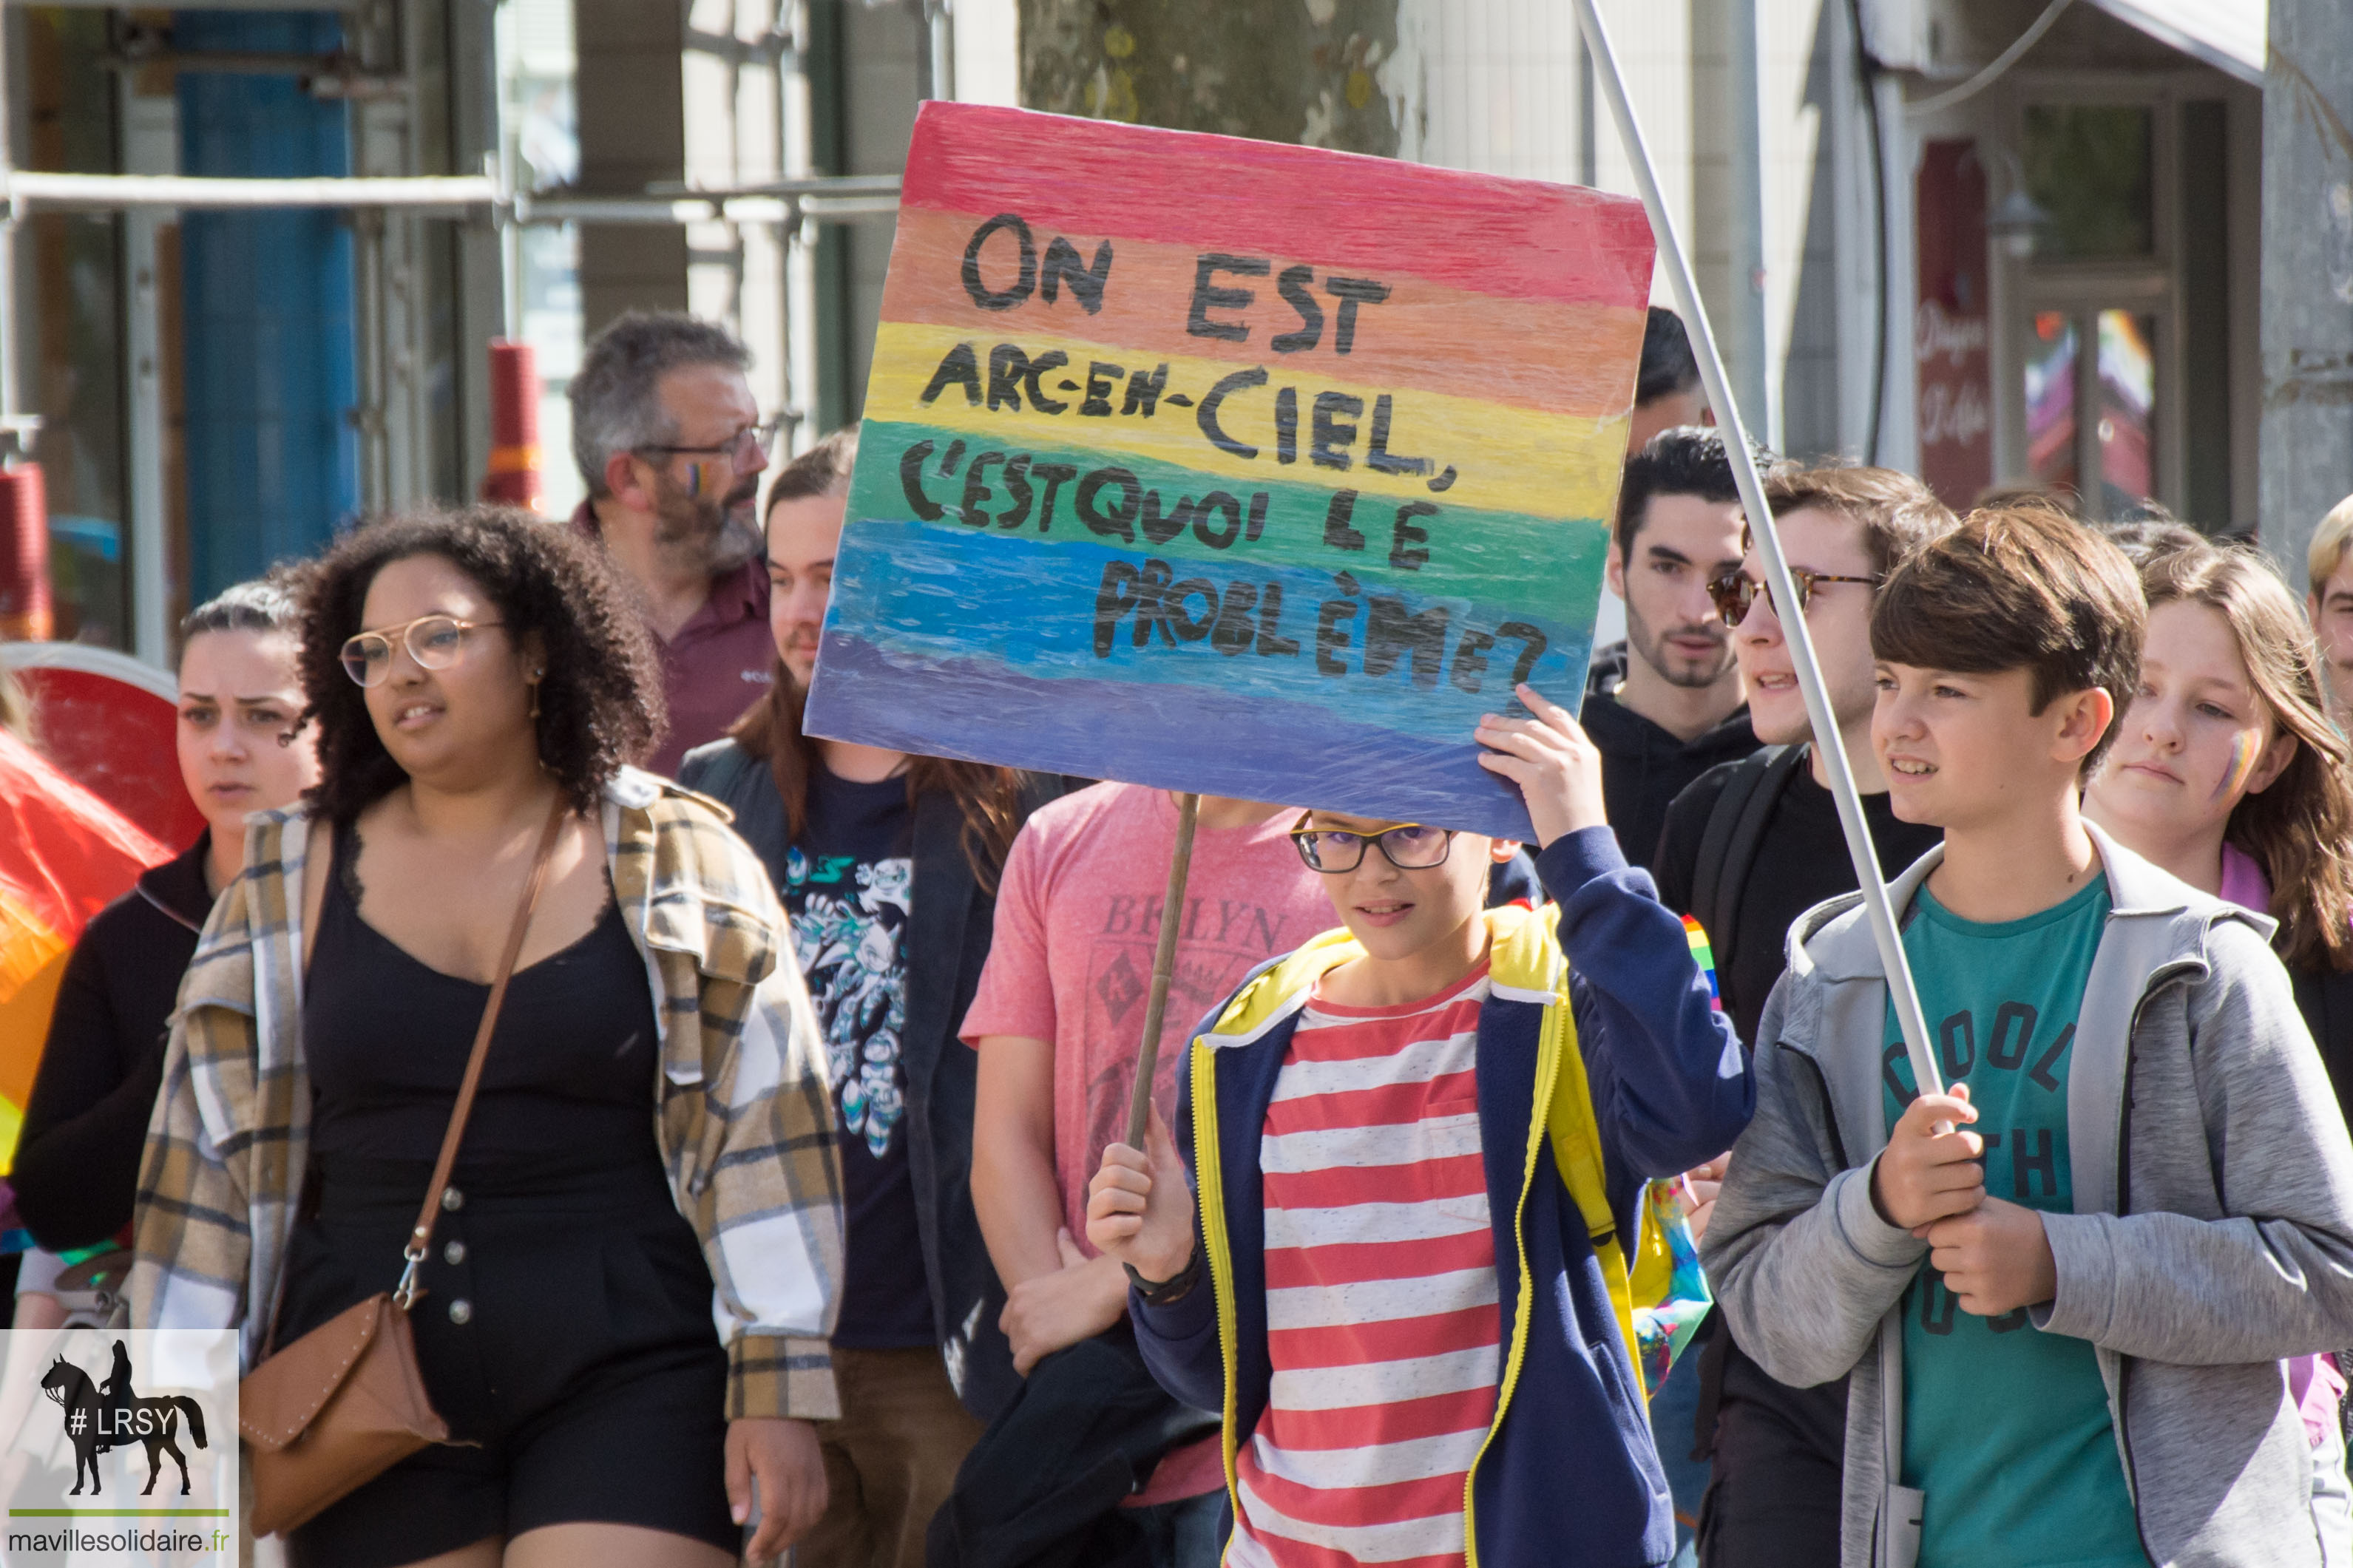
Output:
[1129, 827, 1754, 1567]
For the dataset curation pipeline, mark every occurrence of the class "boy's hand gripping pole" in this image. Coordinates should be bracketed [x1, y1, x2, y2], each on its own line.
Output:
[1567, 0, 1941, 1099]
[1125, 793, 1202, 1150]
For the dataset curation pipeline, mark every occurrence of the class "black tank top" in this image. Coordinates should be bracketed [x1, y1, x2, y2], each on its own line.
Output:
[304, 824, 664, 1169]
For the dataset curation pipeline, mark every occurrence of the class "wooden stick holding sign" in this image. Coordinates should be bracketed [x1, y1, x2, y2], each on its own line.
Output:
[1125, 793, 1201, 1150]
[1566, 0, 1941, 1099]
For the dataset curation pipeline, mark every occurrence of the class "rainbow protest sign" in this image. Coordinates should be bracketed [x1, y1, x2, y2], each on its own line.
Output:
[805, 102, 1654, 839]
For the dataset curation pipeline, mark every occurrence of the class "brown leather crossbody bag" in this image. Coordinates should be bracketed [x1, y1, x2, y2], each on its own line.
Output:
[237, 801, 567, 1537]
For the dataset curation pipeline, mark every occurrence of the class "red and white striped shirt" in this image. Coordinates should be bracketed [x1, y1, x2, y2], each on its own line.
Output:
[1230, 965, 1500, 1568]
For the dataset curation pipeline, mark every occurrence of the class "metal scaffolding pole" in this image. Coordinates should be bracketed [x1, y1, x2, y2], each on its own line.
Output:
[520, 192, 899, 225]
[0, 168, 899, 220]
[782, 0, 822, 455]
[924, 0, 954, 103]
[0, 9, 17, 429]
[1, 170, 501, 211]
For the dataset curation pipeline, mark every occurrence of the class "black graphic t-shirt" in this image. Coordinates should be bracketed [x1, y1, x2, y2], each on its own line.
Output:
[781, 767, 932, 1348]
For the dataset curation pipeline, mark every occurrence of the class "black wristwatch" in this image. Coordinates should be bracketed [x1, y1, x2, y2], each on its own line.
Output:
[1124, 1251, 1202, 1306]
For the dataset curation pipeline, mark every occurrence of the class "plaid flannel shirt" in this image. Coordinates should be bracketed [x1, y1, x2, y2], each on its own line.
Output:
[129, 768, 845, 1421]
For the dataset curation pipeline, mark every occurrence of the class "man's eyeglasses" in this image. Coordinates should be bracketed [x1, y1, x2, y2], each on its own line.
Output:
[638, 416, 782, 468]
[1289, 814, 1456, 874]
[1705, 566, 1882, 625]
[340, 614, 504, 688]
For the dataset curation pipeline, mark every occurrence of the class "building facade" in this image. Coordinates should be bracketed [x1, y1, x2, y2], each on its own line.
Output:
[0, 0, 2265, 668]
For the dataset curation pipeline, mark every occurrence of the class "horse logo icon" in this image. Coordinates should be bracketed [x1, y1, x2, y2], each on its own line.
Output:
[38, 1340, 209, 1497]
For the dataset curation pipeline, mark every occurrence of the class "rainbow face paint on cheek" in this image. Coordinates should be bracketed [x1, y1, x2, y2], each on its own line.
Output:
[2213, 731, 2260, 804]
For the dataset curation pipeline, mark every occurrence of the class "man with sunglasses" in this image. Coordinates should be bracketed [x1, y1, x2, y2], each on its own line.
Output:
[1585, 427, 1775, 873]
[1085, 683, 1751, 1568]
[1646, 464, 1954, 1568]
[569, 310, 779, 775]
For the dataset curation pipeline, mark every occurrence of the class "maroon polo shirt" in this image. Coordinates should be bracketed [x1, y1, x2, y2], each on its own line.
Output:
[572, 501, 776, 778]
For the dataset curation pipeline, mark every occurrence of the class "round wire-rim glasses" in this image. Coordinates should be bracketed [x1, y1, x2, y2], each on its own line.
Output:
[339, 614, 505, 688]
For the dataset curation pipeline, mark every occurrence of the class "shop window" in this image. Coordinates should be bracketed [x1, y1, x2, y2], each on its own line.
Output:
[2022, 105, 2155, 261]
[2008, 93, 2193, 524]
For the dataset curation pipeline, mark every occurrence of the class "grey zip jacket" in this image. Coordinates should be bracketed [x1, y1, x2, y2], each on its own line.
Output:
[1702, 825, 2353, 1568]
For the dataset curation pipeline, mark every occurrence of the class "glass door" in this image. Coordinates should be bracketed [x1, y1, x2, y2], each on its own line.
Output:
[2024, 307, 2157, 519]
[2013, 100, 2173, 522]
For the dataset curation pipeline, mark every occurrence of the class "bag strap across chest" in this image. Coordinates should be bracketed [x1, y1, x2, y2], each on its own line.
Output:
[390, 798, 570, 1309]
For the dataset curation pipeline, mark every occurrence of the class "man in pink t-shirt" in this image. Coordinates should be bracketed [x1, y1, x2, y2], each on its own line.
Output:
[963, 784, 1333, 1551]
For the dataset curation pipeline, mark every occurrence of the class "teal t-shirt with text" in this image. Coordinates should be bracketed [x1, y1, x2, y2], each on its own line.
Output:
[1882, 875, 2146, 1568]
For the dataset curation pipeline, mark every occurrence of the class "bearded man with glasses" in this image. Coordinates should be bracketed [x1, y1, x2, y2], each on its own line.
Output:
[569, 310, 782, 775]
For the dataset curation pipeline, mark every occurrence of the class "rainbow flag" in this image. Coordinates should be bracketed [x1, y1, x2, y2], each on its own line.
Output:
[805, 102, 1654, 841]
[0, 728, 171, 1180]
[1682, 914, 1721, 1009]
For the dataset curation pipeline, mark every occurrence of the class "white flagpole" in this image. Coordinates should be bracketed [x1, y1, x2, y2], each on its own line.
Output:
[1568, 0, 1943, 1098]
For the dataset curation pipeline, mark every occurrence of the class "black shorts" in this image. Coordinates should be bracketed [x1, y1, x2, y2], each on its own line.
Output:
[276, 1153, 737, 1568]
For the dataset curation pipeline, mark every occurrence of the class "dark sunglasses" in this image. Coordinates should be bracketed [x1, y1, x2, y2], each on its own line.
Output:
[1705, 566, 1882, 624]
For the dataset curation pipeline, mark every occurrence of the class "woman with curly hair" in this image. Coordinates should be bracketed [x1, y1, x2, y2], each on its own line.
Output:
[130, 506, 844, 1568]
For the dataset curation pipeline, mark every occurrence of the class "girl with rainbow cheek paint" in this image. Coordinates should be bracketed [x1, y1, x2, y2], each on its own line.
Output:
[2082, 540, 2353, 951]
[2083, 587, 2298, 895]
[2083, 537, 2353, 1568]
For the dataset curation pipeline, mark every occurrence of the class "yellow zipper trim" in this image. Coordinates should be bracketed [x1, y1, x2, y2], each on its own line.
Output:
[1192, 1036, 1244, 1567]
[1459, 989, 1563, 1568]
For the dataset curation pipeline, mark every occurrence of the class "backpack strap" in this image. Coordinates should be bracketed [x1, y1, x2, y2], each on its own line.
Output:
[1503, 908, 1694, 1399]
[1689, 744, 1804, 965]
[1540, 988, 1679, 1398]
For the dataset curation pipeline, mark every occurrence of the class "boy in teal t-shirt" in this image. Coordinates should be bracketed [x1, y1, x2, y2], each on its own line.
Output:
[1884, 878, 2139, 1566]
[1703, 506, 2353, 1568]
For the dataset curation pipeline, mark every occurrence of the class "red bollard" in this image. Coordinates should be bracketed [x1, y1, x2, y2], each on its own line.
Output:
[0, 463, 53, 642]
[482, 340, 544, 511]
